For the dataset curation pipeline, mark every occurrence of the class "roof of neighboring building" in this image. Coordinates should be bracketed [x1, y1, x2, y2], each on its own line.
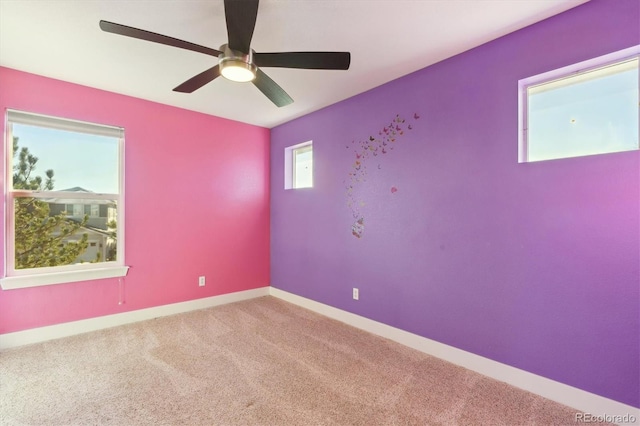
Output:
[59, 187, 94, 193]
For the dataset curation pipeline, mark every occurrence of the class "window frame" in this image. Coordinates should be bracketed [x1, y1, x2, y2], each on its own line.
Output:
[518, 45, 640, 163]
[284, 140, 313, 189]
[292, 143, 313, 189]
[1, 109, 128, 290]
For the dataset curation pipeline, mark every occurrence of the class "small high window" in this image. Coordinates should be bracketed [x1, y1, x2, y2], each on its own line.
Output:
[519, 46, 639, 162]
[284, 141, 313, 189]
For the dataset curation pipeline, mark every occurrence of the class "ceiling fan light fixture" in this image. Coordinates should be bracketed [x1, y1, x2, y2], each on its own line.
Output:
[219, 45, 256, 82]
[220, 60, 256, 82]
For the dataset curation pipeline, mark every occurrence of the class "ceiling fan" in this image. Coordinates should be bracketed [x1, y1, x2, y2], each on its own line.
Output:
[99, 0, 351, 107]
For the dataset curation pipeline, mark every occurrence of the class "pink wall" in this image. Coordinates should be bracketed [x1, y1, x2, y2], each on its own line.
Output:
[0, 67, 270, 334]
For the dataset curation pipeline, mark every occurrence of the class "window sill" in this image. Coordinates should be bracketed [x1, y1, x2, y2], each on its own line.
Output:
[0, 266, 129, 290]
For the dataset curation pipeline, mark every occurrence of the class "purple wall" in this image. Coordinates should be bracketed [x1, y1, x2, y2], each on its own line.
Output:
[270, 0, 640, 408]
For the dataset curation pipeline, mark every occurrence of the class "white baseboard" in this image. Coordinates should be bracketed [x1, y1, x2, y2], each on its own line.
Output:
[2, 285, 636, 424]
[269, 287, 639, 425]
[0, 286, 270, 350]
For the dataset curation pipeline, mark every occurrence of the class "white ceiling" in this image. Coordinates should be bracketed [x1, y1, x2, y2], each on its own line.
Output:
[0, 0, 589, 128]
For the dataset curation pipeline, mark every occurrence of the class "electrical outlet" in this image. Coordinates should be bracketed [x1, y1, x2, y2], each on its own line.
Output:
[353, 288, 359, 300]
[198, 276, 206, 287]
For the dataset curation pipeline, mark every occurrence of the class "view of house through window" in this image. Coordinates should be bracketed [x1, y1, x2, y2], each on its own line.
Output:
[521, 49, 639, 162]
[5, 110, 124, 280]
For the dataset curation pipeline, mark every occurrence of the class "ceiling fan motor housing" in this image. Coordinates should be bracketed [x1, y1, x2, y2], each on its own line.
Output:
[219, 44, 257, 82]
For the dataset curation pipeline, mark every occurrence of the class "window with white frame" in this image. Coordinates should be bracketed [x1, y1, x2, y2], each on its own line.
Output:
[519, 46, 639, 162]
[2, 110, 127, 290]
[284, 141, 313, 189]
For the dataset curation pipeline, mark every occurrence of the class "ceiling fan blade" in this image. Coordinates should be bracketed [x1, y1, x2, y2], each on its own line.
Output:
[224, 0, 259, 53]
[173, 65, 221, 93]
[254, 52, 351, 70]
[252, 69, 293, 107]
[99, 20, 221, 57]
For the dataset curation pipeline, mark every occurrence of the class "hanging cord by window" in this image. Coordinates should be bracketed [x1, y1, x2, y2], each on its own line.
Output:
[118, 276, 125, 305]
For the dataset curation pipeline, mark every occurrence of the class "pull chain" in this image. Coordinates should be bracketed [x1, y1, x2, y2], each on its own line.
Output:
[118, 277, 125, 305]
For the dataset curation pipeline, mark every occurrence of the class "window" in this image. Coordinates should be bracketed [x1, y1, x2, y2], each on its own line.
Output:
[1, 110, 127, 289]
[519, 46, 639, 162]
[73, 204, 83, 217]
[293, 144, 313, 188]
[284, 141, 313, 189]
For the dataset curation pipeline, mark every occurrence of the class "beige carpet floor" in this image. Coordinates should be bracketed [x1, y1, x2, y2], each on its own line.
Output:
[1, 296, 591, 425]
